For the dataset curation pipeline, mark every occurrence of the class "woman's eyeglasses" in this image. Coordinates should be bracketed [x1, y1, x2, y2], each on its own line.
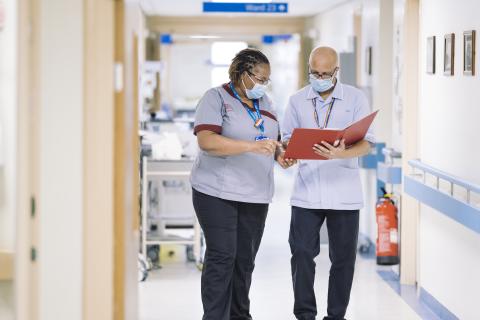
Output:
[248, 71, 271, 86]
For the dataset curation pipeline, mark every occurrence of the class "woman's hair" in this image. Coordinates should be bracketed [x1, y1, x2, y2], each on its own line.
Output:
[228, 48, 270, 83]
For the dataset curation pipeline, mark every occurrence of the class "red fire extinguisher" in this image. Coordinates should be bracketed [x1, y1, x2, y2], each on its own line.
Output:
[376, 188, 399, 265]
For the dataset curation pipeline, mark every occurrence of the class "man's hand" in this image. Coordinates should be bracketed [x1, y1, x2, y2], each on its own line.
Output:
[313, 139, 346, 159]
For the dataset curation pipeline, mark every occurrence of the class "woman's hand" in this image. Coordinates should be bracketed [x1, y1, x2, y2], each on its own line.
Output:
[275, 139, 297, 168]
[248, 139, 282, 156]
[313, 139, 346, 159]
[276, 151, 297, 169]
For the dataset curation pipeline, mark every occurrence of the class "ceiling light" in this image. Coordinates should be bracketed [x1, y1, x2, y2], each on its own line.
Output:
[189, 35, 222, 39]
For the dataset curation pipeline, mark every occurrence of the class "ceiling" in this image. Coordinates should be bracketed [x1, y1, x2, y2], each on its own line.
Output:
[140, 0, 352, 17]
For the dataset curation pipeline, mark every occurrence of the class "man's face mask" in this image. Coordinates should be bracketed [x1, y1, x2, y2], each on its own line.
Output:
[309, 67, 338, 93]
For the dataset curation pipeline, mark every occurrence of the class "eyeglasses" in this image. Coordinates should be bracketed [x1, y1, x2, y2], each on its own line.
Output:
[247, 71, 271, 86]
[309, 67, 338, 80]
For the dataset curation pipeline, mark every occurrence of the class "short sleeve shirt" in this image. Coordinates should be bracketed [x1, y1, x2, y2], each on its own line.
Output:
[282, 82, 376, 210]
[190, 83, 280, 204]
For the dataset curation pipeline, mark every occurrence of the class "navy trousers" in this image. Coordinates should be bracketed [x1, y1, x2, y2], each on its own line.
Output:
[289, 206, 359, 320]
[192, 189, 268, 320]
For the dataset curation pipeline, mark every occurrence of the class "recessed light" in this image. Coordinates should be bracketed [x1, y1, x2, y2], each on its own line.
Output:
[189, 35, 222, 39]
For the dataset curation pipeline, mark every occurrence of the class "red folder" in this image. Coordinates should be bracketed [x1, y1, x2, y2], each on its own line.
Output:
[284, 110, 379, 160]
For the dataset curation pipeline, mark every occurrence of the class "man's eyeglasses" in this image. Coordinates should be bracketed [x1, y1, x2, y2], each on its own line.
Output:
[248, 71, 271, 86]
[309, 67, 338, 80]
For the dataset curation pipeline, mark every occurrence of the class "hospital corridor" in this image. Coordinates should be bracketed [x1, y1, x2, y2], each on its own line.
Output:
[0, 0, 479, 320]
[139, 169, 432, 320]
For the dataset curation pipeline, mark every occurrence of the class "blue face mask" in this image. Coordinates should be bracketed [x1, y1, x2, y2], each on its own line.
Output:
[243, 74, 268, 99]
[309, 74, 335, 93]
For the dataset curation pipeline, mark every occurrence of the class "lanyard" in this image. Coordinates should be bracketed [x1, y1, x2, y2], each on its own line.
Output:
[312, 98, 336, 129]
[229, 82, 265, 134]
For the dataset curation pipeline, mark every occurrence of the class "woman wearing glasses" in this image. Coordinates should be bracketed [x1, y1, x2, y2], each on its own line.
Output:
[190, 48, 295, 320]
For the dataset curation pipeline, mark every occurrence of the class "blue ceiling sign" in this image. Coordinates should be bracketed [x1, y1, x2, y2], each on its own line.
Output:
[160, 33, 173, 45]
[262, 34, 293, 44]
[203, 2, 288, 13]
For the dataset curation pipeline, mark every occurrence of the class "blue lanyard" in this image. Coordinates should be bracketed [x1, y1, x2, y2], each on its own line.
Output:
[312, 98, 336, 128]
[229, 82, 265, 134]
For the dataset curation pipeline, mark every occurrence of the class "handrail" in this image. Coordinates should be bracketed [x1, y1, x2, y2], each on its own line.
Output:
[408, 159, 480, 201]
[405, 159, 480, 234]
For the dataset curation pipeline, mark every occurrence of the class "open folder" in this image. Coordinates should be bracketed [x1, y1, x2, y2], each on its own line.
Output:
[284, 110, 379, 160]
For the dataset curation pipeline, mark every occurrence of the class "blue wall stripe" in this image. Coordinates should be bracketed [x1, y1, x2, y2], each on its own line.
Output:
[404, 176, 480, 234]
[377, 162, 402, 184]
[419, 287, 459, 320]
[377, 270, 459, 320]
[377, 270, 441, 320]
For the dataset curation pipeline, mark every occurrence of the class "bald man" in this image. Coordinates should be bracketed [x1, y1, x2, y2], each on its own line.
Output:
[282, 46, 375, 320]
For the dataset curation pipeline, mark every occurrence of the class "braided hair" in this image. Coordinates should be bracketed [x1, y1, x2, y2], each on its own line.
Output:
[228, 48, 270, 84]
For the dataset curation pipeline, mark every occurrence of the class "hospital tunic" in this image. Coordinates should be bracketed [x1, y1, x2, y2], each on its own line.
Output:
[282, 82, 376, 210]
[190, 83, 280, 204]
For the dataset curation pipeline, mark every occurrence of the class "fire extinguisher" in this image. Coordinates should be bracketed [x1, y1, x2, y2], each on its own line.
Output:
[376, 188, 400, 265]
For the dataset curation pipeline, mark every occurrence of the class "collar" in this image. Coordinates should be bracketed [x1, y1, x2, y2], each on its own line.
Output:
[222, 82, 235, 98]
[306, 80, 344, 102]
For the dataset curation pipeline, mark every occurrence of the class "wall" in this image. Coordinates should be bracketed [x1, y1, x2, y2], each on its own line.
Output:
[38, 0, 84, 319]
[114, 2, 145, 319]
[418, 0, 480, 318]
[397, 0, 419, 285]
[391, 0, 405, 151]
[0, 0, 18, 258]
[83, 0, 115, 319]
[162, 42, 212, 109]
[312, 2, 356, 53]
[360, 0, 394, 146]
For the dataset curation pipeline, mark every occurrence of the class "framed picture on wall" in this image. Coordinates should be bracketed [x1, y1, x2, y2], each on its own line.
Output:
[365, 46, 372, 75]
[444, 33, 455, 76]
[463, 30, 476, 75]
[427, 36, 436, 74]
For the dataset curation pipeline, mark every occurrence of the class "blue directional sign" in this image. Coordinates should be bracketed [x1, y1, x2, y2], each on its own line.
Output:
[160, 34, 173, 45]
[203, 2, 288, 14]
[262, 34, 293, 44]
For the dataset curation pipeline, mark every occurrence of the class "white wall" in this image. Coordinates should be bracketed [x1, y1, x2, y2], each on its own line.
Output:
[0, 0, 18, 254]
[313, 2, 356, 53]
[162, 42, 212, 110]
[360, 0, 394, 146]
[38, 0, 84, 319]
[418, 0, 480, 318]
[358, 0, 381, 243]
[391, 0, 406, 151]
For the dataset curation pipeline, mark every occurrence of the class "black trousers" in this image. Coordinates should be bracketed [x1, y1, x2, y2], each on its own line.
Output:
[192, 188, 268, 320]
[289, 206, 359, 320]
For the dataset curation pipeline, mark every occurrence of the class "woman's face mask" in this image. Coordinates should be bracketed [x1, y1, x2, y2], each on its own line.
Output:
[242, 73, 268, 99]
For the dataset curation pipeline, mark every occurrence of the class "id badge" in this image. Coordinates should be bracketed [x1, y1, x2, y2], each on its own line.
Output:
[255, 135, 269, 141]
[254, 118, 264, 129]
